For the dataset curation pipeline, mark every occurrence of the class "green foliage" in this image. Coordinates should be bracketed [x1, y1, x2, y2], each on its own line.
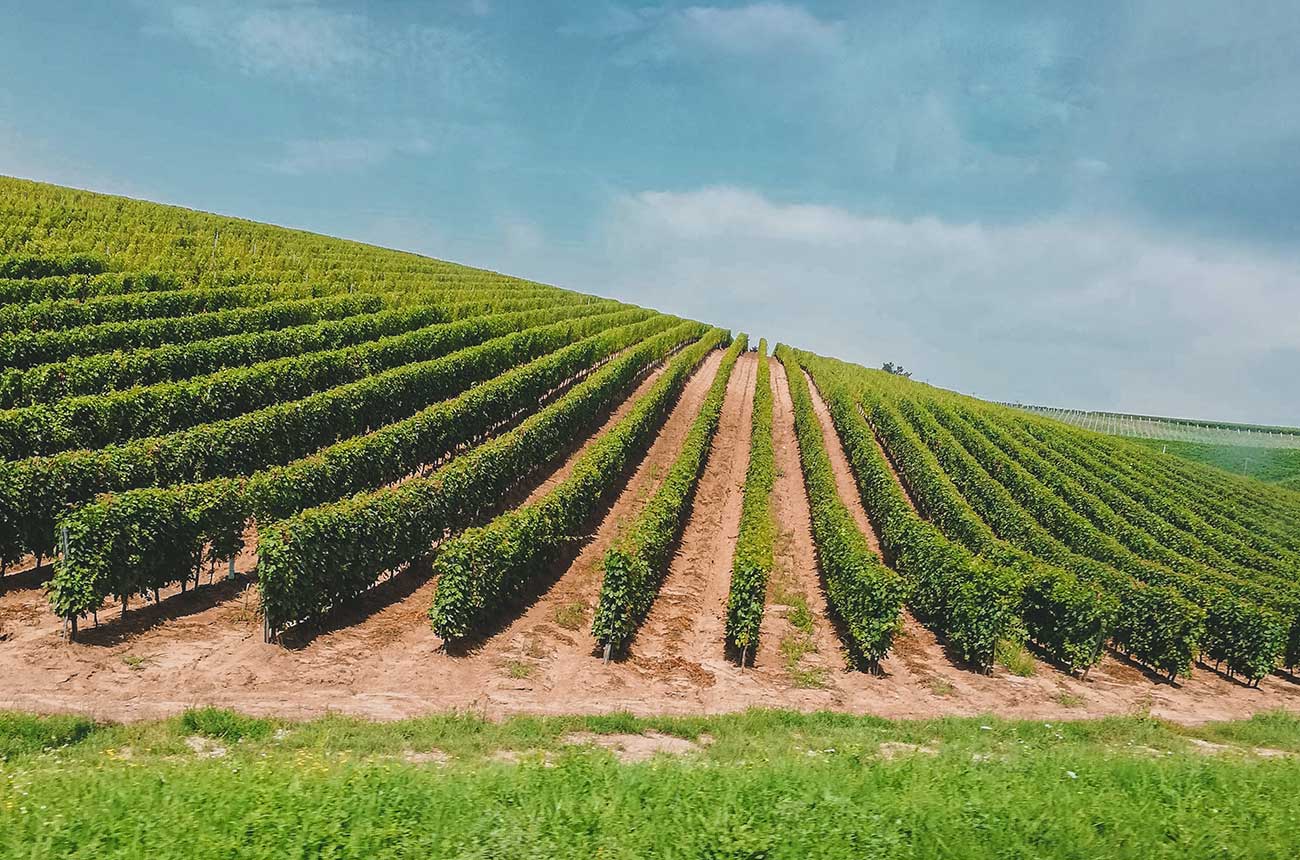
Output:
[260, 325, 718, 632]
[890, 392, 1204, 679]
[0, 283, 293, 334]
[0, 292, 387, 368]
[0, 302, 628, 458]
[1134, 438, 1300, 485]
[0, 252, 107, 280]
[5, 708, 1300, 859]
[776, 345, 907, 670]
[591, 336, 747, 651]
[725, 340, 774, 655]
[50, 318, 693, 619]
[7, 310, 639, 563]
[429, 330, 728, 640]
[0, 711, 95, 760]
[0, 290, 567, 406]
[924, 397, 1285, 683]
[0, 270, 185, 305]
[179, 707, 273, 742]
[795, 350, 1038, 672]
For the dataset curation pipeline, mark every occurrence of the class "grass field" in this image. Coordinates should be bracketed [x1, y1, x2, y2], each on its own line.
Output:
[1133, 439, 1300, 485]
[3, 708, 1300, 859]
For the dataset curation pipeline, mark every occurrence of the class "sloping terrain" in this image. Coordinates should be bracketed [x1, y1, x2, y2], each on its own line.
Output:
[2, 176, 1298, 724]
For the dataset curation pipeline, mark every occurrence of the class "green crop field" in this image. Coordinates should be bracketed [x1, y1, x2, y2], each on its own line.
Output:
[3, 176, 1299, 857]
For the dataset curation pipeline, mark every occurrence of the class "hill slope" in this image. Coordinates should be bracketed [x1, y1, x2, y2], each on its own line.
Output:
[2, 176, 1298, 724]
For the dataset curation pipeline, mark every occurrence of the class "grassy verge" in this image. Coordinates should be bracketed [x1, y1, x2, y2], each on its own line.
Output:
[2, 708, 1299, 858]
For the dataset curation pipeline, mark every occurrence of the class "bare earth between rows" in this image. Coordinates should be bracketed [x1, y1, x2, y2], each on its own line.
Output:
[1, 351, 1298, 724]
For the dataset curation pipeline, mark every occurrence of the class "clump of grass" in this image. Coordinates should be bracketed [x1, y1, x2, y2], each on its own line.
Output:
[767, 561, 826, 687]
[553, 602, 586, 631]
[928, 678, 955, 697]
[786, 600, 814, 635]
[179, 707, 272, 742]
[788, 664, 829, 689]
[122, 654, 149, 670]
[779, 635, 825, 688]
[995, 639, 1036, 677]
[0, 712, 95, 761]
[1055, 690, 1085, 709]
[505, 660, 533, 680]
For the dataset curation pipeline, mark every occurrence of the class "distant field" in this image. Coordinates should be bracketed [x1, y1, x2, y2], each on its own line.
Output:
[1133, 439, 1300, 485]
[1005, 403, 1300, 450]
[3, 708, 1300, 859]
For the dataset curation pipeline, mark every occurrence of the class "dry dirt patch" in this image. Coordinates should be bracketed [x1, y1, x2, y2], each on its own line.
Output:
[561, 730, 709, 763]
[184, 736, 227, 758]
[877, 741, 939, 760]
[402, 749, 450, 766]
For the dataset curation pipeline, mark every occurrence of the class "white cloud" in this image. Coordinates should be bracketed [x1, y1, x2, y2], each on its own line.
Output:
[574, 2, 842, 63]
[491, 185, 1300, 424]
[147, 1, 498, 98]
[163, 2, 372, 81]
[672, 3, 843, 56]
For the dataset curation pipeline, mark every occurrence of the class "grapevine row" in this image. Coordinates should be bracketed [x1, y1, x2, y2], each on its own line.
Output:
[263, 326, 723, 633]
[724, 340, 775, 661]
[591, 335, 747, 654]
[797, 351, 1113, 672]
[2, 310, 648, 563]
[50, 317, 696, 622]
[0, 301, 628, 458]
[428, 330, 728, 641]
[775, 344, 907, 671]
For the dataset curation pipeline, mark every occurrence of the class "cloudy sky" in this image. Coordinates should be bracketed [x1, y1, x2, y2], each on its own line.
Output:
[3, 1, 1298, 423]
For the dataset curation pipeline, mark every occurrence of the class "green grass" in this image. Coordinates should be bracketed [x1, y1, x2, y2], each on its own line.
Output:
[3, 708, 1299, 858]
[995, 639, 1037, 677]
[504, 659, 534, 680]
[553, 601, 586, 630]
[1134, 438, 1300, 484]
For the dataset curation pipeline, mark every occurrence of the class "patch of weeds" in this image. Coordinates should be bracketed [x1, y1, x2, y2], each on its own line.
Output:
[928, 678, 955, 697]
[553, 602, 585, 631]
[179, 707, 272, 742]
[786, 599, 814, 635]
[996, 639, 1036, 677]
[505, 660, 533, 680]
[1055, 690, 1085, 709]
[780, 636, 814, 664]
[121, 654, 150, 670]
[780, 635, 825, 689]
[788, 665, 829, 689]
[0, 712, 96, 760]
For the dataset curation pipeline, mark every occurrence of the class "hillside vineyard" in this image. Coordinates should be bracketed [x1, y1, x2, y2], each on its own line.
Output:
[3, 176, 1300, 690]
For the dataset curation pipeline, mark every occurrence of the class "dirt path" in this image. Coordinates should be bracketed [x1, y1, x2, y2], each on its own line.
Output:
[754, 358, 858, 697]
[460, 349, 728, 707]
[624, 352, 757, 699]
[3, 351, 1300, 724]
[520, 360, 672, 506]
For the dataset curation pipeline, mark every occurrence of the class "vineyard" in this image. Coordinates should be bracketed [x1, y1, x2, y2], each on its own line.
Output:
[2, 175, 1299, 725]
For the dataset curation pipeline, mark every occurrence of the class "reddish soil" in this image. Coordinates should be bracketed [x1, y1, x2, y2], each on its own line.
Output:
[624, 352, 757, 697]
[2, 352, 1299, 725]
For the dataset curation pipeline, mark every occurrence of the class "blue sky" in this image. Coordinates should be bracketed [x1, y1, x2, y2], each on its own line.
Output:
[3, 1, 1299, 423]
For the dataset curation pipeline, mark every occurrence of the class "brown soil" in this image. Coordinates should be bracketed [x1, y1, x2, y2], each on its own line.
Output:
[2, 352, 1299, 725]
[624, 352, 757, 695]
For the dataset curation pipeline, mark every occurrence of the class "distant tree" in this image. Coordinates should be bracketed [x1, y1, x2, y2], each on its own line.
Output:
[881, 361, 912, 378]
